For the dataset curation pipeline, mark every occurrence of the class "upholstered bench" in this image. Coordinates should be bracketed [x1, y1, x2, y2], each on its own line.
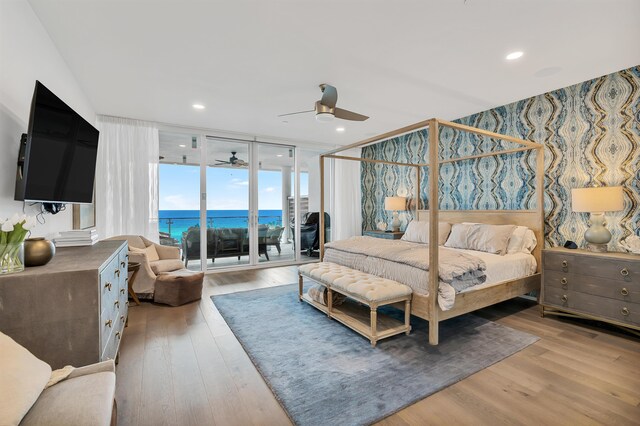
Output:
[154, 269, 204, 306]
[298, 262, 412, 347]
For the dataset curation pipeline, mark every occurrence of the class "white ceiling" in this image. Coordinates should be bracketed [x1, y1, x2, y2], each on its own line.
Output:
[28, 0, 640, 146]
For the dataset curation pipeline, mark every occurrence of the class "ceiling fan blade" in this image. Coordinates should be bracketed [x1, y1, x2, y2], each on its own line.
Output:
[320, 84, 337, 108]
[215, 160, 231, 164]
[334, 107, 369, 121]
[277, 109, 314, 117]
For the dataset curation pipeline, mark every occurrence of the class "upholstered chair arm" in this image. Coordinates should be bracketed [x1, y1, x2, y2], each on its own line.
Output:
[154, 244, 181, 260]
[67, 360, 115, 379]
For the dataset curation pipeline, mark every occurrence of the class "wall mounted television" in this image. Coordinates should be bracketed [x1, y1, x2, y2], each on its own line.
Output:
[14, 81, 99, 204]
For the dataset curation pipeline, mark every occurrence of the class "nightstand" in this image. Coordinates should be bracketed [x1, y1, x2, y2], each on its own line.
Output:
[363, 230, 404, 240]
[541, 247, 640, 335]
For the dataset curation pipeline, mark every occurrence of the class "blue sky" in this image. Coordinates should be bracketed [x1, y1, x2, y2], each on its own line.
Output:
[159, 164, 308, 210]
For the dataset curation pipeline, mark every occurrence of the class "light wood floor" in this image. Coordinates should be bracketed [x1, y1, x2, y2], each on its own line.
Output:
[116, 266, 640, 426]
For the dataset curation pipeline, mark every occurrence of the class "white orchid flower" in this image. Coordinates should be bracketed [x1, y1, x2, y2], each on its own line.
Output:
[8, 213, 21, 226]
[1, 221, 14, 232]
[22, 216, 37, 230]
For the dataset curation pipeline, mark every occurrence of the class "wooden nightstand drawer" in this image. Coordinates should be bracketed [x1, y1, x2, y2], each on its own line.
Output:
[544, 286, 640, 327]
[544, 270, 640, 303]
[544, 251, 638, 283]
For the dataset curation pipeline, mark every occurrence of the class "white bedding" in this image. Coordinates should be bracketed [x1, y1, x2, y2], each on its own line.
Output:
[323, 244, 536, 310]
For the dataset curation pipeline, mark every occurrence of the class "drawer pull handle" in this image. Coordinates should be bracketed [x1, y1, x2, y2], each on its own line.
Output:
[104, 282, 112, 291]
[114, 300, 120, 308]
[126, 254, 129, 259]
[561, 295, 568, 303]
[561, 260, 568, 268]
[125, 301, 129, 306]
[621, 268, 629, 277]
[115, 269, 120, 277]
[120, 315, 125, 322]
[560, 277, 567, 284]
[105, 319, 112, 328]
[120, 288, 125, 294]
[115, 331, 121, 339]
[121, 261, 126, 268]
[621, 288, 629, 296]
[621, 307, 630, 316]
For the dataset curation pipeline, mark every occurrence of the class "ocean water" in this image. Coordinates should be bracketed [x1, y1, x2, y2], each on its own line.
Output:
[159, 210, 283, 241]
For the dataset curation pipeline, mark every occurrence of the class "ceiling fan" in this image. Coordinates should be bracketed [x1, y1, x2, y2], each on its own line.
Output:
[278, 84, 369, 122]
[214, 151, 248, 167]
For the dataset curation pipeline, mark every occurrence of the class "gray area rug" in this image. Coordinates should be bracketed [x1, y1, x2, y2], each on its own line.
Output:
[212, 284, 539, 426]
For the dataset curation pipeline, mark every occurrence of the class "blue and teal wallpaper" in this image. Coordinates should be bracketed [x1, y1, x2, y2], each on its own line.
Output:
[361, 66, 640, 247]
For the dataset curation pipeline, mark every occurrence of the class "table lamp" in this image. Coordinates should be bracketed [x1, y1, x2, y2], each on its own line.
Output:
[571, 186, 624, 252]
[384, 196, 406, 232]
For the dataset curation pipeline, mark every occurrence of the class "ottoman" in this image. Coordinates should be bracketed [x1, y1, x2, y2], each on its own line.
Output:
[154, 269, 204, 306]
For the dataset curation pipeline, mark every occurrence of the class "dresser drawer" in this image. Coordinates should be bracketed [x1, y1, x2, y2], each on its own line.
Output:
[544, 286, 640, 327]
[100, 256, 119, 308]
[544, 270, 640, 304]
[544, 251, 638, 283]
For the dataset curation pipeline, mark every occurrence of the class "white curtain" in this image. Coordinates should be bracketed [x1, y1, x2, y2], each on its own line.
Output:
[332, 148, 362, 240]
[95, 116, 159, 241]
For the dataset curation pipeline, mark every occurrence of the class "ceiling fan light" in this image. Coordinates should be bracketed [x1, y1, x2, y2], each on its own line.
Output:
[315, 112, 334, 122]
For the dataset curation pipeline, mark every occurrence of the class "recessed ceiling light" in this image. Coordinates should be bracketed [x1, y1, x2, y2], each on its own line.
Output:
[506, 51, 523, 60]
[178, 144, 186, 148]
[276, 154, 283, 157]
[336, 127, 345, 132]
[192, 104, 205, 110]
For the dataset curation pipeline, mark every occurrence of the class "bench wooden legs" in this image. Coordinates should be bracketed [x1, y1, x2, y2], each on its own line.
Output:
[327, 287, 333, 318]
[370, 305, 378, 347]
[405, 300, 411, 335]
[298, 274, 303, 301]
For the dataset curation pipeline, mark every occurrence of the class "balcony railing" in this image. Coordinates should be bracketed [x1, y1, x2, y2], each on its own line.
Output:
[159, 215, 283, 246]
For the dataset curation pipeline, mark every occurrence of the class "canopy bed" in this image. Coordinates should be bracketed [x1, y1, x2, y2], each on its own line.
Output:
[317, 118, 544, 345]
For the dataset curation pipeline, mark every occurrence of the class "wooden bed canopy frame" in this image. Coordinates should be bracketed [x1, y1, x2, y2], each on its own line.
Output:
[317, 118, 544, 345]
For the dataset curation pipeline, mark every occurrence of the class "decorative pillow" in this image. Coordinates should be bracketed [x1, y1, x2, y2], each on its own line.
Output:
[506, 226, 528, 254]
[445, 223, 516, 255]
[444, 223, 473, 249]
[0, 332, 52, 426]
[522, 229, 537, 253]
[144, 244, 160, 261]
[401, 221, 451, 245]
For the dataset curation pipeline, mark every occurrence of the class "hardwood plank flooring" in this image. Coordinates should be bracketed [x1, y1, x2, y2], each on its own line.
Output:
[116, 266, 640, 425]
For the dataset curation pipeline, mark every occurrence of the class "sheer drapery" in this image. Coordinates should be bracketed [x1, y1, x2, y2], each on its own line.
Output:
[332, 148, 362, 240]
[95, 116, 159, 241]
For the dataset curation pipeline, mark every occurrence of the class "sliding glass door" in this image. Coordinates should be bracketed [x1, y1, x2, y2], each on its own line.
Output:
[159, 130, 305, 271]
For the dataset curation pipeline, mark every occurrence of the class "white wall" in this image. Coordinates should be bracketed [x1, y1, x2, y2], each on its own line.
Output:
[0, 0, 95, 238]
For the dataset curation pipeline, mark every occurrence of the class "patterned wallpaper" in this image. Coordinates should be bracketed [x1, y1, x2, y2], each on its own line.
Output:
[361, 66, 640, 247]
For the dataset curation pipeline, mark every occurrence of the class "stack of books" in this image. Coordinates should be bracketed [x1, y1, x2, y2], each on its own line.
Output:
[54, 229, 99, 247]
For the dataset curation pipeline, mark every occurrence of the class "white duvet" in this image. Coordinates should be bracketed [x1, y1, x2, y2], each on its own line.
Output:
[324, 237, 536, 310]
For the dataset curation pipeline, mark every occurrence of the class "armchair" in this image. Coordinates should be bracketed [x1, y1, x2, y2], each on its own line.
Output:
[290, 212, 331, 256]
[106, 235, 183, 296]
[1, 331, 116, 426]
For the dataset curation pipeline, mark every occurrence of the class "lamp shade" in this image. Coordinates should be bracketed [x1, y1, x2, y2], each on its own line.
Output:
[571, 186, 624, 213]
[384, 196, 406, 211]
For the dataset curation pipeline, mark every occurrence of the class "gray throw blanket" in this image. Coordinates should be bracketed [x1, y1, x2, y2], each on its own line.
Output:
[325, 236, 487, 289]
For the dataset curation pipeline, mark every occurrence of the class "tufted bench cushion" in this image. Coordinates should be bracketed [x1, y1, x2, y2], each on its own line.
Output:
[298, 262, 412, 303]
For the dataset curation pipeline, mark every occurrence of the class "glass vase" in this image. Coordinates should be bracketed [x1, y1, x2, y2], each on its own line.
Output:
[0, 242, 25, 275]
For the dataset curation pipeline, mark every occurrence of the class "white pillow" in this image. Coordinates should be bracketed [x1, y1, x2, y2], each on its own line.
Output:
[506, 226, 528, 254]
[445, 223, 516, 255]
[0, 332, 52, 426]
[401, 221, 451, 245]
[522, 229, 537, 253]
[444, 223, 473, 249]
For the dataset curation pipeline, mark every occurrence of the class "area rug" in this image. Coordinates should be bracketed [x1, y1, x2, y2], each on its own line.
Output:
[211, 284, 538, 426]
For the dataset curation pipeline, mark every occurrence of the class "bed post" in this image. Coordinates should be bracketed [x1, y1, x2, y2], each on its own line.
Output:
[428, 119, 440, 345]
[319, 155, 325, 260]
[414, 165, 421, 218]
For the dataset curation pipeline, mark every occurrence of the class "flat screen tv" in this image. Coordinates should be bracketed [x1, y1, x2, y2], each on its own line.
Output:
[14, 81, 99, 204]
